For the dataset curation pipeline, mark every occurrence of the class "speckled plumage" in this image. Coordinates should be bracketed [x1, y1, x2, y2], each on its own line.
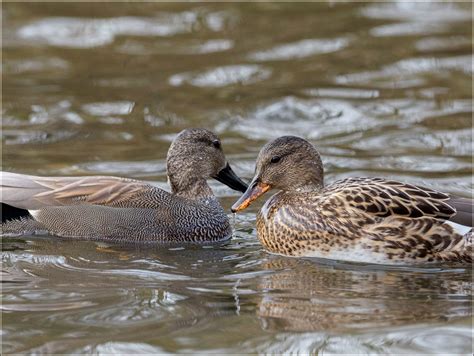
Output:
[233, 136, 472, 265]
[2, 128, 247, 243]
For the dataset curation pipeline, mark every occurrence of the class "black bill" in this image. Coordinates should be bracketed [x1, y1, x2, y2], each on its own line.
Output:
[213, 163, 248, 193]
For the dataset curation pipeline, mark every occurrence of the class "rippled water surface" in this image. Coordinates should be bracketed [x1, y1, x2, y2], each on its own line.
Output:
[2, 2, 473, 354]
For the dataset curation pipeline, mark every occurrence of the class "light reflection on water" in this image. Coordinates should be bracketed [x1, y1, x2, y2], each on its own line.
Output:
[2, 1, 472, 354]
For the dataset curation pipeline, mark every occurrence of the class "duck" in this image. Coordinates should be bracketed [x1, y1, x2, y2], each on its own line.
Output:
[232, 136, 472, 265]
[1, 128, 248, 243]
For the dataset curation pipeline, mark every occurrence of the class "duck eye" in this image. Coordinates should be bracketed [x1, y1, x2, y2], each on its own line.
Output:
[270, 156, 281, 164]
[212, 140, 221, 149]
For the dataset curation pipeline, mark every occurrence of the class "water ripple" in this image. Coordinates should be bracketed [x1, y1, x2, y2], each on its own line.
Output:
[247, 37, 348, 61]
[82, 342, 165, 355]
[4, 57, 69, 74]
[81, 101, 135, 116]
[18, 14, 199, 48]
[223, 96, 380, 140]
[1, 301, 96, 312]
[361, 2, 470, 22]
[169, 65, 271, 88]
[335, 55, 473, 86]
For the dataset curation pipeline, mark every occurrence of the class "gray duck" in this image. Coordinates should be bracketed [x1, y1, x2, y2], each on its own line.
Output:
[232, 136, 472, 265]
[2, 128, 247, 243]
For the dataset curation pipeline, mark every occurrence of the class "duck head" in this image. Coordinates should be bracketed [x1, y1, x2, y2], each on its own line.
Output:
[167, 128, 248, 198]
[231, 136, 324, 212]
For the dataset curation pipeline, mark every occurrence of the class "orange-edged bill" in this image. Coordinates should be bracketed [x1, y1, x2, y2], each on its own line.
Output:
[231, 181, 270, 212]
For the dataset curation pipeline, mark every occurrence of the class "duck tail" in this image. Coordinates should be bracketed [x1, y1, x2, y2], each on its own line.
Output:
[459, 234, 472, 264]
[1, 217, 47, 237]
[435, 229, 472, 264]
[1, 203, 31, 223]
[448, 197, 473, 227]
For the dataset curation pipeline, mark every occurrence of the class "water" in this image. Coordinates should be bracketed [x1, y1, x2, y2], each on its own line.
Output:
[2, 2, 472, 354]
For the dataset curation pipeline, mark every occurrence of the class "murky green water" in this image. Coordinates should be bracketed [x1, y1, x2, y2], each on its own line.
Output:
[1, 2, 472, 354]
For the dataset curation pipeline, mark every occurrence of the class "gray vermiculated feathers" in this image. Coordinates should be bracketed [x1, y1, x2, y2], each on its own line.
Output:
[23, 199, 231, 243]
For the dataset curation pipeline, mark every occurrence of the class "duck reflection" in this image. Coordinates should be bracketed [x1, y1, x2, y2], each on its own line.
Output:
[256, 256, 472, 332]
[3, 236, 471, 336]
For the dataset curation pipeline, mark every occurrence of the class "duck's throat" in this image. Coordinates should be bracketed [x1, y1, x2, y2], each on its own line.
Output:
[170, 177, 214, 200]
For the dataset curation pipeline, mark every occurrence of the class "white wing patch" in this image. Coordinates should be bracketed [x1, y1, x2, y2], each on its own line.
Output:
[445, 221, 472, 236]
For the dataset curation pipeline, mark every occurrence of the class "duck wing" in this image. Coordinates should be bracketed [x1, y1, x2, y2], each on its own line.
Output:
[1, 172, 170, 210]
[322, 177, 470, 225]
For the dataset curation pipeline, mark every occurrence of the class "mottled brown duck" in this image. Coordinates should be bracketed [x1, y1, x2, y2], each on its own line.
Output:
[232, 136, 472, 265]
[2, 128, 248, 243]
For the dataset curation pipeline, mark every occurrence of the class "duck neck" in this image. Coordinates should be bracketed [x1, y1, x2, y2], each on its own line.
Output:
[169, 175, 214, 200]
[290, 157, 325, 193]
[167, 152, 215, 200]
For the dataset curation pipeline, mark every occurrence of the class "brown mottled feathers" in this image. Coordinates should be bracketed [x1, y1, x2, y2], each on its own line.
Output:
[256, 177, 472, 265]
[322, 178, 456, 222]
[237, 135, 471, 265]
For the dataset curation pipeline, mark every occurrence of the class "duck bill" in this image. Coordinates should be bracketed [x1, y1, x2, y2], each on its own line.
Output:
[231, 180, 270, 212]
[213, 163, 248, 193]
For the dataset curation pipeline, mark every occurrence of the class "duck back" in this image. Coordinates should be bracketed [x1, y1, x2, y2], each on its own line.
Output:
[256, 190, 472, 265]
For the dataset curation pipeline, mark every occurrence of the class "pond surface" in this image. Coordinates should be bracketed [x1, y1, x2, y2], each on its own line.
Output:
[1, 2, 472, 354]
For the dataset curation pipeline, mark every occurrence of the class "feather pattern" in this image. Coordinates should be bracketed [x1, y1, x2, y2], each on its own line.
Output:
[321, 178, 455, 221]
[235, 135, 472, 265]
[1, 172, 167, 209]
[257, 178, 472, 265]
